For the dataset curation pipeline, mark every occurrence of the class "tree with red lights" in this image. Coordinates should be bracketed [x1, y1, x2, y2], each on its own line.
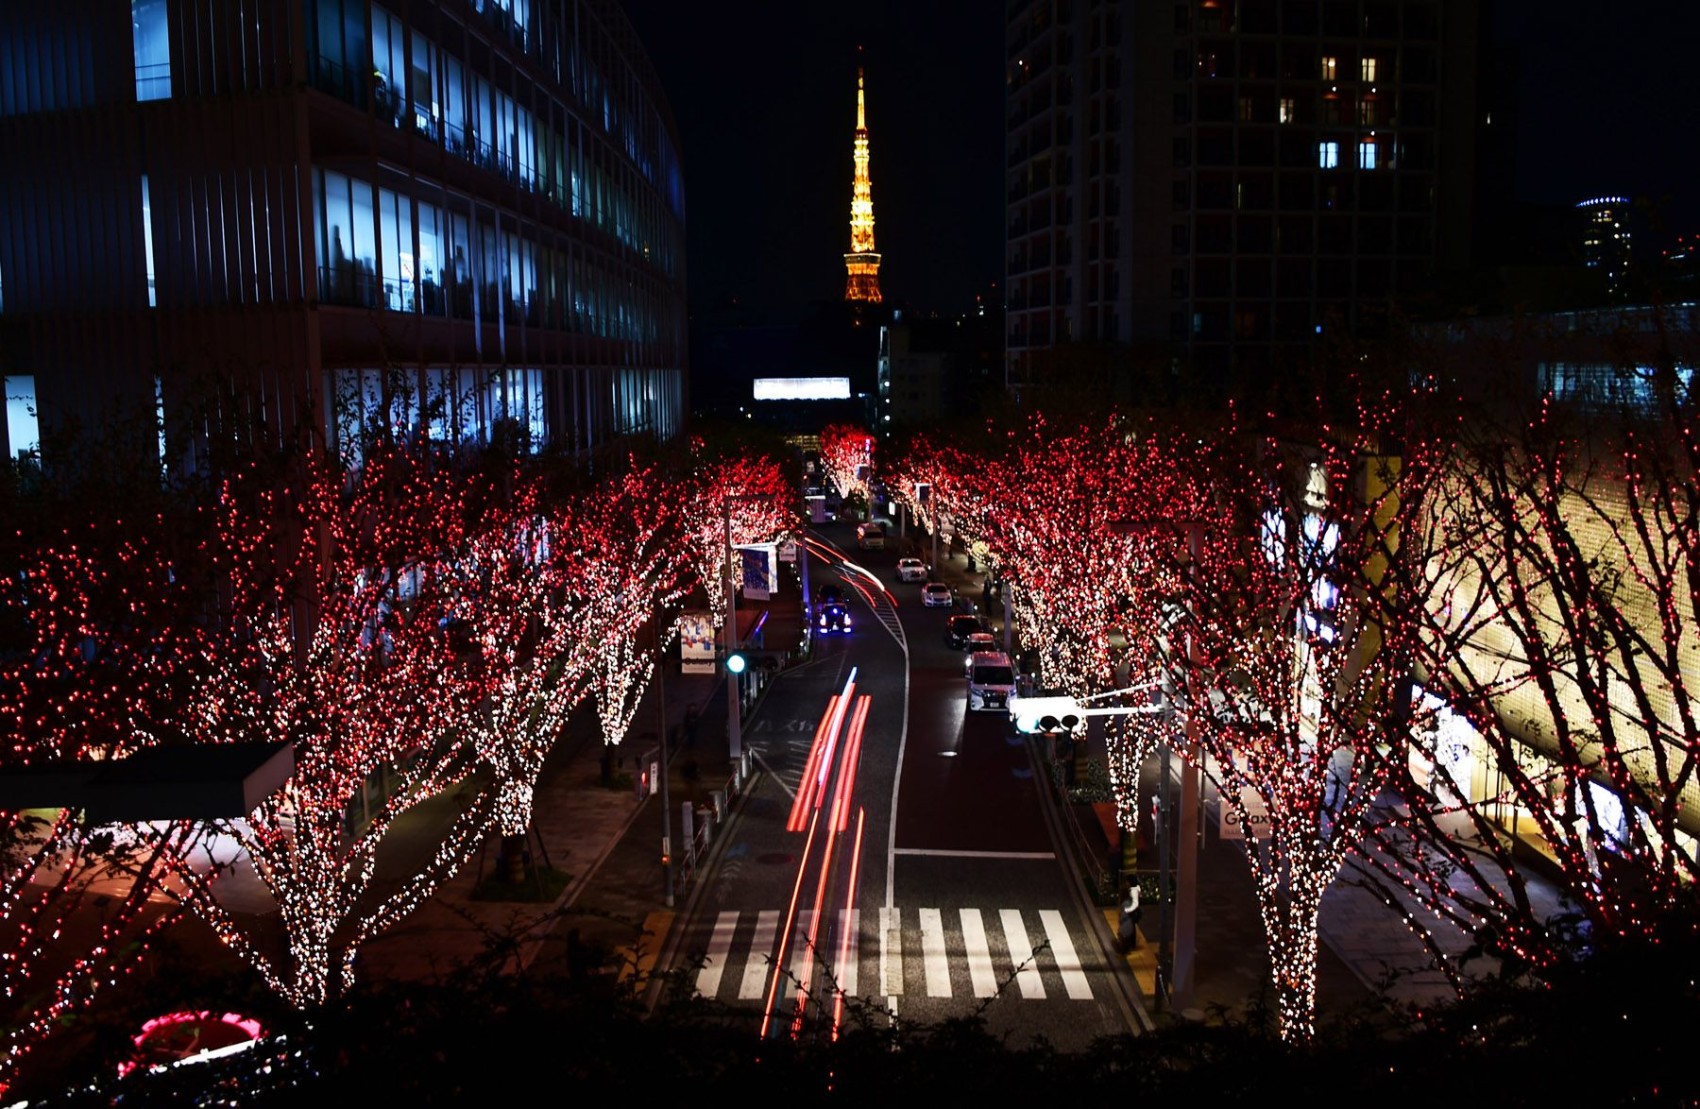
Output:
[0, 434, 241, 1090]
[139, 440, 499, 1007]
[818, 423, 874, 509]
[1126, 404, 1450, 1043]
[1347, 358, 1700, 979]
[678, 445, 798, 632]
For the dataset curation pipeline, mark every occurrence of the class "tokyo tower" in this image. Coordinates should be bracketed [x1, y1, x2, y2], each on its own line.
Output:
[843, 67, 883, 304]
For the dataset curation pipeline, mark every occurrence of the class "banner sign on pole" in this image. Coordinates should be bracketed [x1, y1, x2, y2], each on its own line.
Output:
[739, 545, 775, 601]
[679, 610, 718, 674]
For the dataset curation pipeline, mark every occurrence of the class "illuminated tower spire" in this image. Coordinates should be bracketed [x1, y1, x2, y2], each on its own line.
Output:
[843, 67, 883, 304]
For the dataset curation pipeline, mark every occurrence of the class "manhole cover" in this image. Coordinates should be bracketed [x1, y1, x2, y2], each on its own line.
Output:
[757, 853, 795, 866]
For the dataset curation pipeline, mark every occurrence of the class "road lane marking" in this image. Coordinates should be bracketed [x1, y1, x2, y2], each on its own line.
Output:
[959, 908, 997, 997]
[919, 907, 951, 997]
[1001, 908, 1045, 999]
[1040, 909, 1093, 999]
[695, 911, 738, 998]
[882, 905, 903, 995]
[739, 910, 778, 999]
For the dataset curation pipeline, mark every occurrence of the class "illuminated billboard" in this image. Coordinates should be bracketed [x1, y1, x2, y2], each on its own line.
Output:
[752, 377, 851, 401]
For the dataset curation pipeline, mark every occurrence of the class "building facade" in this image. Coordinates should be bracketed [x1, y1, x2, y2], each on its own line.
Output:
[1004, 0, 1487, 399]
[0, 0, 686, 464]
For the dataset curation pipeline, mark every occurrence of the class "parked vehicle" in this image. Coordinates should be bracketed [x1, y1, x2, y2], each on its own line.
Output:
[921, 581, 954, 608]
[896, 557, 928, 582]
[857, 522, 886, 550]
[966, 650, 1017, 712]
[944, 613, 987, 648]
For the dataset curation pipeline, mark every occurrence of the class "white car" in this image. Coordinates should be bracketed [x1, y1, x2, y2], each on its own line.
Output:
[896, 557, 928, 583]
[921, 582, 954, 608]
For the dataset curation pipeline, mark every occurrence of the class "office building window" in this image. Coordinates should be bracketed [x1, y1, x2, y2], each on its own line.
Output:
[1321, 55, 1337, 81]
[1279, 97, 1294, 123]
[1358, 140, 1377, 170]
[133, 0, 171, 101]
[1239, 96, 1255, 121]
[1319, 141, 1339, 169]
[4, 375, 38, 462]
[141, 176, 156, 307]
[1361, 56, 1377, 82]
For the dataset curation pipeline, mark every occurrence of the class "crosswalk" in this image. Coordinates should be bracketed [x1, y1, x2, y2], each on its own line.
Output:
[692, 906, 1096, 1003]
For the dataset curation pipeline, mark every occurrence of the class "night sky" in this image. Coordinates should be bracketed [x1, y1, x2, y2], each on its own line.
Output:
[619, 1, 1698, 317]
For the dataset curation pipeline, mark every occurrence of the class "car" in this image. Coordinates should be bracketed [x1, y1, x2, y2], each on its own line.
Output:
[856, 522, 886, 550]
[896, 557, 928, 583]
[944, 613, 986, 648]
[921, 581, 955, 608]
[965, 650, 1018, 712]
[817, 601, 852, 634]
[963, 630, 999, 656]
[816, 583, 846, 606]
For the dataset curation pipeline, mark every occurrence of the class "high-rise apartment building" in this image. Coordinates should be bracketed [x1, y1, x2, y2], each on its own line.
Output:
[0, 0, 686, 464]
[1005, 0, 1487, 398]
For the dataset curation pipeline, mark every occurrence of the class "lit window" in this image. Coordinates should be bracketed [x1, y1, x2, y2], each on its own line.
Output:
[1318, 141, 1339, 169]
[1358, 140, 1377, 170]
[1238, 96, 1254, 121]
[132, 0, 171, 101]
[1279, 97, 1294, 123]
[4, 375, 39, 462]
[141, 176, 156, 307]
[1321, 55, 1337, 81]
[1361, 56, 1377, 82]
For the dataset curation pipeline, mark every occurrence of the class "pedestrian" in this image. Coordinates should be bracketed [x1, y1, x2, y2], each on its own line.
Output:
[1118, 885, 1143, 952]
[683, 701, 701, 749]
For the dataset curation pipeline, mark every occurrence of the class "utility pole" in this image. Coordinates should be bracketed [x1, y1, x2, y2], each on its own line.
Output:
[656, 600, 674, 907]
[723, 497, 742, 769]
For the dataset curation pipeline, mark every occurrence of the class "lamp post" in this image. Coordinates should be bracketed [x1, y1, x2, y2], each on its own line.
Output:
[655, 597, 675, 908]
[722, 497, 743, 770]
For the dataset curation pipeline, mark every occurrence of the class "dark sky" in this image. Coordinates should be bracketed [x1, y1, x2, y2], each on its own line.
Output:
[618, 1, 1697, 317]
[619, 0, 1005, 316]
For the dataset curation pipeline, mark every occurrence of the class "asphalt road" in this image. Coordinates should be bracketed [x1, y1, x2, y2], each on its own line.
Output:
[672, 529, 1140, 1050]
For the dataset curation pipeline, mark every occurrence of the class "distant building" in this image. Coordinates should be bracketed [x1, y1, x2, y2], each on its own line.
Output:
[877, 305, 1005, 430]
[1004, 0, 1491, 403]
[1575, 196, 1643, 301]
[0, 0, 687, 465]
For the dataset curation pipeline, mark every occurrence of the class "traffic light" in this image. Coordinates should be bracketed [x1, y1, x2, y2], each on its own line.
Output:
[726, 650, 783, 675]
[1009, 693, 1085, 734]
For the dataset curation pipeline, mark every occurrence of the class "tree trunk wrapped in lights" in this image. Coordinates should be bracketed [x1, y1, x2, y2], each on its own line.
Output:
[148, 442, 496, 1008]
[1136, 411, 1447, 1043]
